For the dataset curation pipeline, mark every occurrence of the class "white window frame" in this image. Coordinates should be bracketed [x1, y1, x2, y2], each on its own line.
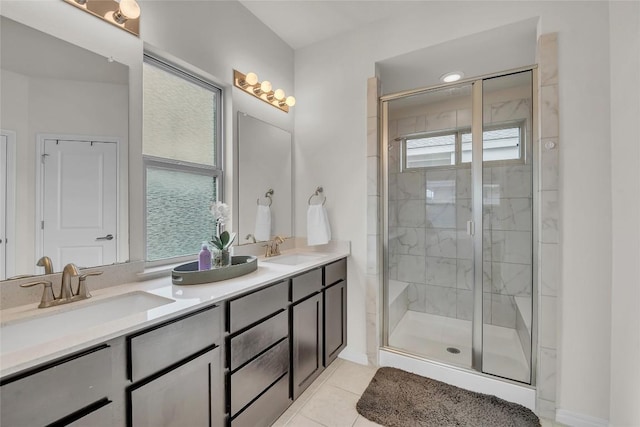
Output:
[143, 54, 224, 266]
[402, 119, 526, 171]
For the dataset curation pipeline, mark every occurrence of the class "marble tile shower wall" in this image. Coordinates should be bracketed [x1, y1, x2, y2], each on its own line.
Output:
[387, 100, 532, 331]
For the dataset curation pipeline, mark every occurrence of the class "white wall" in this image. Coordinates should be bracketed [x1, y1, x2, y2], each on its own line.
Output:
[294, 1, 615, 422]
[608, 1, 640, 426]
[0, 70, 29, 273]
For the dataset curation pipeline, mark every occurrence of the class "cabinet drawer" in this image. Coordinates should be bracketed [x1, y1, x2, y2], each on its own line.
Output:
[229, 280, 288, 333]
[229, 310, 288, 371]
[231, 373, 290, 427]
[291, 268, 322, 302]
[0, 345, 111, 427]
[325, 258, 346, 286]
[230, 339, 289, 416]
[128, 304, 222, 382]
[129, 346, 222, 427]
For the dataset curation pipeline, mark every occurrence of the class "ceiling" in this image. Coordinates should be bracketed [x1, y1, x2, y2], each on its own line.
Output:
[238, 0, 414, 50]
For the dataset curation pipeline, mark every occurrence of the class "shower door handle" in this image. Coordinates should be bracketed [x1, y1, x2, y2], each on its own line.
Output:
[466, 221, 475, 236]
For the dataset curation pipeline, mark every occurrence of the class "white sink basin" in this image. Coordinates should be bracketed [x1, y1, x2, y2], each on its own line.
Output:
[262, 253, 324, 266]
[0, 291, 175, 355]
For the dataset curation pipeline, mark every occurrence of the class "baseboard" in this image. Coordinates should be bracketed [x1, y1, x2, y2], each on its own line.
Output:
[556, 409, 609, 427]
[338, 348, 369, 366]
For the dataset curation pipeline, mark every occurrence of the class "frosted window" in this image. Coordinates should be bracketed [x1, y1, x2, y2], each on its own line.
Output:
[146, 168, 217, 261]
[143, 61, 217, 166]
[143, 55, 223, 262]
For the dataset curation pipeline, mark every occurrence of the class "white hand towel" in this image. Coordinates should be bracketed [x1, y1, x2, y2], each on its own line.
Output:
[307, 204, 331, 246]
[254, 205, 272, 242]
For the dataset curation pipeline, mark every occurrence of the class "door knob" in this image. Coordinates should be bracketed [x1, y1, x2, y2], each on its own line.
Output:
[96, 234, 114, 241]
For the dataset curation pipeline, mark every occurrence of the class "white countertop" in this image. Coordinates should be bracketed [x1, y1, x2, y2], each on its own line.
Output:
[0, 247, 349, 378]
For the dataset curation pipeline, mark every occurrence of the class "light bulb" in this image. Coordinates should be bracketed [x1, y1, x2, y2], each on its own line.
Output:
[285, 96, 296, 107]
[245, 72, 258, 86]
[260, 80, 272, 93]
[112, 0, 140, 23]
[274, 89, 286, 101]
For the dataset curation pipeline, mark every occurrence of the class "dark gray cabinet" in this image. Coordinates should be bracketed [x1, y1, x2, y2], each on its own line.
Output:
[66, 400, 114, 426]
[292, 291, 324, 399]
[128, 346, 222, 427]
[290, 267, 325, 399]
[126, 304, 224, 427]
[0, 344, 113, 427]
[324, 279, 347, 366]
[323, 259, 347, 366]
[227, 282, 291, 427]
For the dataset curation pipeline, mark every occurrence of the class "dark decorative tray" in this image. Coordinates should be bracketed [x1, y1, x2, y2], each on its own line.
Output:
[171, 255, 258, 285]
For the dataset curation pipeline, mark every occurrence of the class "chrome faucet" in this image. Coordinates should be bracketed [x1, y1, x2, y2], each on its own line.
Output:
[20, 263, 103, 309]
[245, 234, 257, 243]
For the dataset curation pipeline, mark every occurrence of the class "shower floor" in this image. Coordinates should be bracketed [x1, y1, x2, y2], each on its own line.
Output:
[388, 311, 530, 383]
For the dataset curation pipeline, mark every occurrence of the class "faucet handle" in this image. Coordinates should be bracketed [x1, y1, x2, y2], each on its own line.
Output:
[20, 280, 55, 308]
[79, 270, 103, 281]
[273, 236, 285, 255]
[76, 271, 103, 299]
[262, 242, 272, 257]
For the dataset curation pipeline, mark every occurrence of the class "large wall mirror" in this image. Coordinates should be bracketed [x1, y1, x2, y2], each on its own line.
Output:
[0, 16, 129, 279]
[237, 113, 292, 245]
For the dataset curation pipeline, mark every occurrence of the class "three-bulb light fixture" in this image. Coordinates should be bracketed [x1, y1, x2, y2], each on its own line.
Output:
[65, 0, 141, 36]
[234, 70, 296, 113]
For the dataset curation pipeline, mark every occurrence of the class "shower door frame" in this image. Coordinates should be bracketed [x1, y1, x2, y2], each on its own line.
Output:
[380, 65, 539, 386]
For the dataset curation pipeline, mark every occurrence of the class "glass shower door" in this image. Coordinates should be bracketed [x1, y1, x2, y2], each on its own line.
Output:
[480, 71, 534, 383]
[383, 69, 535, 385]
[385, 83, 474, 370]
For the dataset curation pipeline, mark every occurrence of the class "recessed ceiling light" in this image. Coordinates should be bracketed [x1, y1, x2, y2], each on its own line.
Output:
[440, 71, 464, 83]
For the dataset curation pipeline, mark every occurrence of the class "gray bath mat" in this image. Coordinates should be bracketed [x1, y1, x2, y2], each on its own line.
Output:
[356, 367, 540, 427]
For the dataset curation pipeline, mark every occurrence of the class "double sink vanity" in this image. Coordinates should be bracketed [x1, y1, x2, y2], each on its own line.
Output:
[0, 246, 349, 427]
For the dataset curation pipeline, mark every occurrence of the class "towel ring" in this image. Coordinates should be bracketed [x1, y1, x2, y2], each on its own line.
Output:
[257, 189, 274, 207]
[308, 186, 326, 206]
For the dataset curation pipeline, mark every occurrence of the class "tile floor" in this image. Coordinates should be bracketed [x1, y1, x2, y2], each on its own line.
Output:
[273, 358, 566, 427]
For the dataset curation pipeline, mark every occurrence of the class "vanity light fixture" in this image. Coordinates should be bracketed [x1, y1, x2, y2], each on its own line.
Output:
[440, 71, 464, 83]
[234, 70, 296, 113]
[64, 0, 141, 37]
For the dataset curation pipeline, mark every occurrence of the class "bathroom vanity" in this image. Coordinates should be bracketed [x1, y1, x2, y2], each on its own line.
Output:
[0, 250, 348, 427]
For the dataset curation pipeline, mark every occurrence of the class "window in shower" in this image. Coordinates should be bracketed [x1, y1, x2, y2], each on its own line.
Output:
[405, 133, 456, 168]
[461, 122, 525, 163]
[405, 122, 525, 169]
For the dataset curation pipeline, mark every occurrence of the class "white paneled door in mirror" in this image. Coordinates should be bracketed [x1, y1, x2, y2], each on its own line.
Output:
[41, 139, 118, 272]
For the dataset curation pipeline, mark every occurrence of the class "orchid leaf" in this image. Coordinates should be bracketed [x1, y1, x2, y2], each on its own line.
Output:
[210, 235, 223, 249]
